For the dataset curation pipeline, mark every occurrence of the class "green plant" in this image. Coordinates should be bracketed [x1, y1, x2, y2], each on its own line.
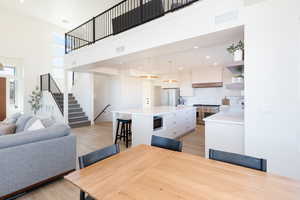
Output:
[227, 40, 244, 55]
[28, 86, 42, 115]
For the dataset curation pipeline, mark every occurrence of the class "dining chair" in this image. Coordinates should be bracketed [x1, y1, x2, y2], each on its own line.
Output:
[151, 135, 183, 152]
[209, 149, 267, 172]
[78, 144, 120, 200]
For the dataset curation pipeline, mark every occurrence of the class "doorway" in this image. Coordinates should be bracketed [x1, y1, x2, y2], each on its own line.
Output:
[0, 77, 6, 120]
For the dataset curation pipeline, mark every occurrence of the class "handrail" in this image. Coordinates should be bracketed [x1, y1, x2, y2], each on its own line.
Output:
[40, 73, 64, 115]
[65, 0, 199, 54]
[94, 104, 111, 121]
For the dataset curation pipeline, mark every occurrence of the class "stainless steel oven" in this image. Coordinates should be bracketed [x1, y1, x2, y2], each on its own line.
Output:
[194, 105, 220, 125]
[153, 116, 163, 130]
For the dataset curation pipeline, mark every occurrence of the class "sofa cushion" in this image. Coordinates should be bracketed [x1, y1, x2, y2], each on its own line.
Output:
[40, 117, 56, 128]
[3, 112, 21, 124]
[15, 114, 33, 133]
[0, 123, 71, 149]
[0, 123, 17, 135]
[26, 119, 45, 131]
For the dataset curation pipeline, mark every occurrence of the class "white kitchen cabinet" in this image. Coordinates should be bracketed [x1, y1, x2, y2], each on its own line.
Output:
[112, 107, 196, 146]
[192, 66, 223, 84]
[180, 71, 194, 97]
[204, 111, 244, 158]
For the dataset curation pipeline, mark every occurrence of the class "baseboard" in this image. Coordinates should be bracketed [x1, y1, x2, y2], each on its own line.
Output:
[0, 169, 75, 200]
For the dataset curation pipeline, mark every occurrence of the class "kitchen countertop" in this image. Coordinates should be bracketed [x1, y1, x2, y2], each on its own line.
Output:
[203, 110, 244, 125]
[111, 106, 195, 115]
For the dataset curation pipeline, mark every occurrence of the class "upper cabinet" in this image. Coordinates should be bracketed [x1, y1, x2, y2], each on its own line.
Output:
[192, 66, 223, 84]
[179, 71, 194, 97]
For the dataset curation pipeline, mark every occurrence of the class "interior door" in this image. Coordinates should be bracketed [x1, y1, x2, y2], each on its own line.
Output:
[0, 77, 6, 121]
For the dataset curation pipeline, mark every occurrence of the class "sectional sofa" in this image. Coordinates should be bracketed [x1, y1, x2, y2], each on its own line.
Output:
[0, 114, 77, 199]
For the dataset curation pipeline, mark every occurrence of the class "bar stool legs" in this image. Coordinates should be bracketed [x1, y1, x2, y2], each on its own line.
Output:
[115, 119, 132, 148]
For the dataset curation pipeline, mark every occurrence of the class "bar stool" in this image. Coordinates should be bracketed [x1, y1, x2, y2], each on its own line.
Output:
[114, 119, 132, 148]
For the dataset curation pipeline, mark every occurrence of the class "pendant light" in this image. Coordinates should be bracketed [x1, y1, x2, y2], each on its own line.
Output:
[138, 57, 159, 80]
[163, 61, 178, 83]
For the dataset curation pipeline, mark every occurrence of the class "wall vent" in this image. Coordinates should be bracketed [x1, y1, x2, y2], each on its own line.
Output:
[215, 10, 239, 25]
[116, 46, 125, 53]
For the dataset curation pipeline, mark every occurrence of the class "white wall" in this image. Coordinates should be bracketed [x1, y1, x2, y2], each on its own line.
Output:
[94, 72, 143, 121]
[244, 0, 300, 179]
[65, 0, 244, 69]
[72, 72, 94, 121]
[38, 91, 64, 122]
[0, 7, 66, 114]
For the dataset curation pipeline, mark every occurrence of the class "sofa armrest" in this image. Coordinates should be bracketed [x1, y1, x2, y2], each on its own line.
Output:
[0, 134, 76, 197]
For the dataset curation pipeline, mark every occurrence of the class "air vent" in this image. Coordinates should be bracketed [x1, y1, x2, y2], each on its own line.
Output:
[215, 10, 239, 25]
[116, 46, 125, 53]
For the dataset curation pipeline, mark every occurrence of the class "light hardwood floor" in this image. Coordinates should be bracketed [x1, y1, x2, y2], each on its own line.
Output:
[18, 122, 205, 200]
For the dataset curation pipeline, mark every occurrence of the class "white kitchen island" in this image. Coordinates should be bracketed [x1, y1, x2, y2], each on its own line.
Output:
[204, 109, 244, 158]
[112, 106, 196, 146]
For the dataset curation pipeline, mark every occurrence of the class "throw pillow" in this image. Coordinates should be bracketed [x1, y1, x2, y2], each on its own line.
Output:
[3, 112, 21, 124]
[15, 114, 33, 133]
[24, 117, 38, 131]
[26, 119, 45, 131]
[40, 117, 56, 128]
[0, 123, 17, 135]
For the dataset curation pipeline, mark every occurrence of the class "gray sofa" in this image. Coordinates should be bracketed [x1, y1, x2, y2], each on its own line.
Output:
[0, 115, 76, 199]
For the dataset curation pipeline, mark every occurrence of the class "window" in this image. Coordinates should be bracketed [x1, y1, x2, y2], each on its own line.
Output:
[0, 66, 15, 76]
[9, 80, 16, 105]
[0, 66, 18, 106]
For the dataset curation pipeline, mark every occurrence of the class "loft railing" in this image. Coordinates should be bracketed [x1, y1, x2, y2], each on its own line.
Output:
[65, 0, 198, 54]
[40, 73, 64, 115]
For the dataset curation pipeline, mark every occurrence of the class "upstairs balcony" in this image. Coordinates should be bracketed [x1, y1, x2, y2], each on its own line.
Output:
[65, 0, 199, 54]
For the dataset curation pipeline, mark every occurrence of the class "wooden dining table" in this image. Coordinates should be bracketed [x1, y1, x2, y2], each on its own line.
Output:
[65, 144, 300, 200]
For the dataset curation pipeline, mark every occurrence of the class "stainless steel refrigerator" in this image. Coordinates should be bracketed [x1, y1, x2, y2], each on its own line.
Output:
[161, 88, 180, 107]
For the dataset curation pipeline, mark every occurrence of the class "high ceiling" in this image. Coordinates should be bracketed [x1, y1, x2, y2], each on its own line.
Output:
[0, 0, 120, 30]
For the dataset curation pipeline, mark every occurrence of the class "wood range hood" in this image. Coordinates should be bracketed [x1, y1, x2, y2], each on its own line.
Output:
[192, 82, 223, 88]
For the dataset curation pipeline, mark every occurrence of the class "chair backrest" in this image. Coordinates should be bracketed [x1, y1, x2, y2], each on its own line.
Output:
[79, 144, 120, 169]
[209, 149, 267, 172]
[151, 135, 183, 152]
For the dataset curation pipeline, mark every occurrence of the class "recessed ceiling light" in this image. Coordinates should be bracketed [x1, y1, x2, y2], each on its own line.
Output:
[213, 62, 218, 66]
[193, 46, 199, 49]
[206, 56, 211, 59]
[20, 0, 24, 3]
[178, 67, 184, 71]
[62, 19, 69, 24]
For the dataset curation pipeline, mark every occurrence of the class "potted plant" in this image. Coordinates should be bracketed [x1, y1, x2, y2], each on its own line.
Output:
[28, 86, 42, 115]
[232, 74, 244, 83]
[227, 40, 244, 62]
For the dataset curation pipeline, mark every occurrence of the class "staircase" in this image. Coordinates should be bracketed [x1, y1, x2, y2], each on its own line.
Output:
[40, 74, 91, 128]
[52, 93, 91, 128]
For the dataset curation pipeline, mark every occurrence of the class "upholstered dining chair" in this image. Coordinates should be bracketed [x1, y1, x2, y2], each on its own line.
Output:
[151, 135, 183, 152]
[209, 149, 267, 172]
[78, 144, 120, 200]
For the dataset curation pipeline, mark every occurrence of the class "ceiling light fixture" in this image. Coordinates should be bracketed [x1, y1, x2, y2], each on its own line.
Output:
[206, 56, 211, 59]
[163, 61, 178, 84]
[193, 46, 199, 49]
[20, 0, 24, 4]
[62, 19, 69, 24]
[213, 62, 218, 66]
[139, 75, 159, 79]
[178, 67, 184, 71]
[163, 79, 178, 83]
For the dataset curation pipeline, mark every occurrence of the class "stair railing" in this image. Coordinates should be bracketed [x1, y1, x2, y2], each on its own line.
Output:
[94, 104, 111, 121]
[40, 73, 64, 115]
[65, 0, 199, 54]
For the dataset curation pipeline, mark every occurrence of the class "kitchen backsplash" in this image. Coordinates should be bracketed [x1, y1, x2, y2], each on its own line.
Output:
[182, 87, 243, 106]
